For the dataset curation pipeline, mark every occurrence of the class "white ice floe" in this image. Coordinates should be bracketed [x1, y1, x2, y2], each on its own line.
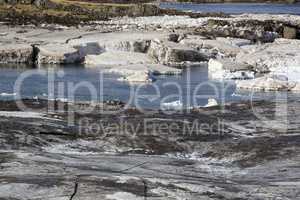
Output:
[0, 93, 16, 96]
[105, 64, 181, 84]
[161, 100, 184, 110]
[0, 111, 44, 118]
[203, 98, 218, 107]
[161, 98, 218, 110]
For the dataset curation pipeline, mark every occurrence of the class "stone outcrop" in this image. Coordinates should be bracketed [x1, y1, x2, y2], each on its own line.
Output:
[208, 58, 254, 80]
[236, 75, 296, 91]
[105, 64, 181, 83]
[101, 39, 150, 53]
[283, 26, 297, 39]
[36, 44, 84, 64]
[196, 19, 282, 43]
[180, 35, 249, 57]
[147, 39, 208, 65]
[84, 51, 153, 66]
[0, 44, 33, 64]
[236, 38, 300, 73]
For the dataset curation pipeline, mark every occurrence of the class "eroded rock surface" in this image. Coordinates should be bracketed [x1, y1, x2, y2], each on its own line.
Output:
[0, 99, 299, 199]
[0, 44, 33, 64]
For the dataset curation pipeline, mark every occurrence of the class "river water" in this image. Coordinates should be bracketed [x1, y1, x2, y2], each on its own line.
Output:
[0, 65, 295, 109]
[160, 2, 300, 15]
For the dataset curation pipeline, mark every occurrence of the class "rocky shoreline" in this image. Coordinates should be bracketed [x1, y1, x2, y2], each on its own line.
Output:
[0, 12, 300, 88]
[0, 99, 299, 199]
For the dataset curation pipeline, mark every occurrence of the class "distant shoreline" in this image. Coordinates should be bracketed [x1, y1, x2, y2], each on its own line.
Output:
[161, 0, 297, 4]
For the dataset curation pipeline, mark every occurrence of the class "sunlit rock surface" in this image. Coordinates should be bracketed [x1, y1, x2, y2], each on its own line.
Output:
[148, 39, 208, 65]
[36, 44, 84, 64]
[180, 35, 248, 57]
[236, 39, 300, 73]
[208, 58, 254, 80]
[236, 75, 295, 91]
[85, 51, 153, 66]
[0, 44, 33, 64]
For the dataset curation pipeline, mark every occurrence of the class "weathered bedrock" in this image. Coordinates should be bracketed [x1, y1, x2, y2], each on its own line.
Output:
[36, 44, 85, 64]
[147, 39, 208, 65]
[195, 19, 300, 42]
[0, 99, 300, 199]
[0, 44, 34, 64]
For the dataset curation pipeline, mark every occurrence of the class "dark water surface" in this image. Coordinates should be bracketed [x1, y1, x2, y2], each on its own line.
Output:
[160, 3, 300, 15]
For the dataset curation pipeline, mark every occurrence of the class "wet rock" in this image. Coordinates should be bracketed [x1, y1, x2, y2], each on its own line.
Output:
[0, 44, 33, 64]
[106, 63, 181, 84]
[147, 39, 207, 65]
[283, 26, 297, 39]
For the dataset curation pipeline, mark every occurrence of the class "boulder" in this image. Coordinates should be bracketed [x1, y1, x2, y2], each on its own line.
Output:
[208, 59, 254, 80]
[168, 34, 180, 43]
[0, 44, 33, 64]
[36, 44, 84, 64]
[147, 39, 207, 65]
[283, 26, 297, 39]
